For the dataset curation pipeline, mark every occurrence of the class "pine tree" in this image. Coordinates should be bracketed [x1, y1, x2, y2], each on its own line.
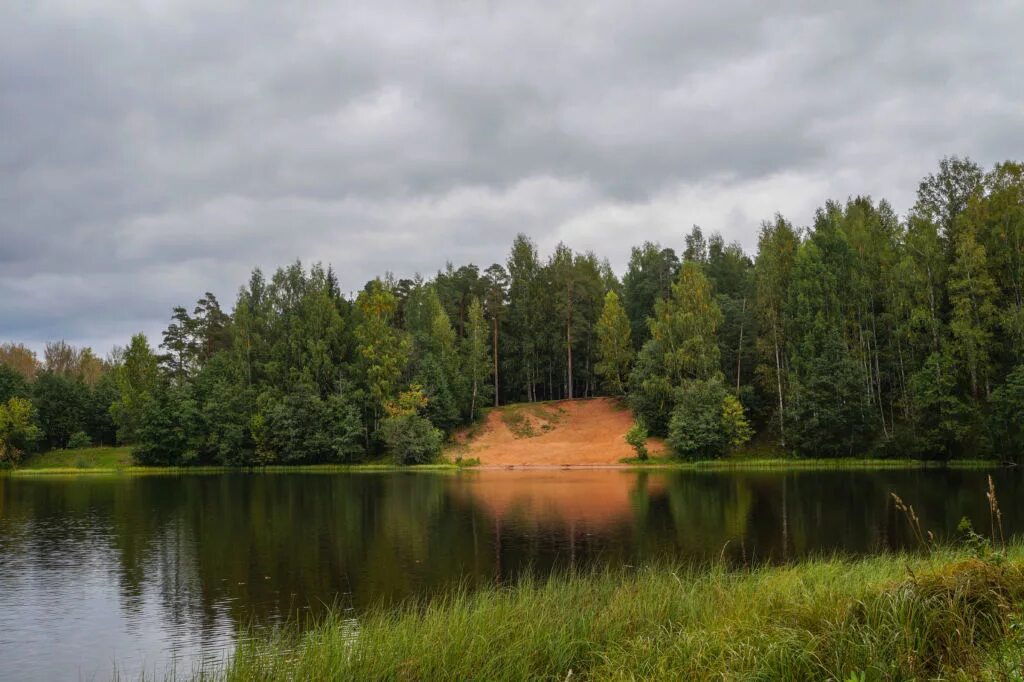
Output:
[483, 264, 508, 406]
[462, 297, 491, 420]
[506, 234, 541, 402]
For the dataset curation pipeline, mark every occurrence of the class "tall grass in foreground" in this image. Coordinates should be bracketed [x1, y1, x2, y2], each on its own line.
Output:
[219, 545, 1024, 681]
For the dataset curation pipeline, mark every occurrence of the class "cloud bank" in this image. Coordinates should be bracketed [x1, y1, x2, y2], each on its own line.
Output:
[1, 0, 1022, 353]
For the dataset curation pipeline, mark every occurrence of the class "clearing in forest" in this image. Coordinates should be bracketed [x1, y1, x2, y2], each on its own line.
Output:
[455, 397, 665, 466]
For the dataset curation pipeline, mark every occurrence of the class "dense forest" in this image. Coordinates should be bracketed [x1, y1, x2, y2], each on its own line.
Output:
[2, 156, 1023, 466]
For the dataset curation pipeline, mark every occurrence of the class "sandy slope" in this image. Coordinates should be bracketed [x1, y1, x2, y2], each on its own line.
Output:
[458, 397, 665, 466]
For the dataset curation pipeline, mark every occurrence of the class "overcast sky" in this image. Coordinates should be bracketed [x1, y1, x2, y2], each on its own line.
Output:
[2, 1, 1022, 355]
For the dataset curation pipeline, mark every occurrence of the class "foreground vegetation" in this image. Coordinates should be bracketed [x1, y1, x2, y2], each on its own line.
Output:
[219, 545, 1024, 681]
[3, 156, 1024, 468]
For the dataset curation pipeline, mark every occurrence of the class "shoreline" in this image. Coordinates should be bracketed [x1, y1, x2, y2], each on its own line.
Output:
[5, 456, 1006, 476]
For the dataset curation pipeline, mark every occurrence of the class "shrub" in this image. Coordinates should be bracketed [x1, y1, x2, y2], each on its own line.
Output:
[67, 430, 92, 449]
[668, 378, 752, 459]
[625, 422, 648, 460]
[380, 414, 442, 465]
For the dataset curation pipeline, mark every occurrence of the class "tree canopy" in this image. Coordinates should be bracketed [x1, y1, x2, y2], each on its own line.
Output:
[3, 156, 1024, 465]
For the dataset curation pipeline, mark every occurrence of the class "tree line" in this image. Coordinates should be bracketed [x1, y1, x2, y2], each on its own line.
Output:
[2, 156, 1022, 466]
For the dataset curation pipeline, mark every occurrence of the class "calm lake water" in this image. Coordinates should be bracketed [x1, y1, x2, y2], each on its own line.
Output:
[1, 467, 1021, 680]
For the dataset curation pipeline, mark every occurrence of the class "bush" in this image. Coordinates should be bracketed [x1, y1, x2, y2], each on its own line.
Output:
[668, 378, 752, 460]
[625, 422, 648, 460]
[380, 414, 442, 465]
[67, 431, 92, 449]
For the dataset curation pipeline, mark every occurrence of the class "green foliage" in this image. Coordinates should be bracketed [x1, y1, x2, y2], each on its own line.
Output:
[132, 383, 201, 466]
[628, 341, 675, 437]
[67, 431, 91, 449]
[0, 364, 29, 403]
[721, 394, 753, 449]
[949, 226, 998, 399]
[625, 421, 648, 460]
[595, 291, 633, 394]
[414, 354, 460, 431]
[85, 372, 119, 445]
[630, 263, 726, 444]
[191, 352, 255, 465]
[906, 352, 972, 460]
[380, 414, 442, 465]
[355, 279, 412, 430]
[753, 216, 799, 443]
[253, 387, 364, 465]
[648, 262, 723, 384]
[990, 363, 1024, 462]
[462, 296, 491, 419]
[31, 371, 88, 448]
[622, 242, 678, 348]
[0, 397, 41, 465]
[787, 330, 873, 458]
[377, 384, 442, 464]
[10, 155, 1024, 466]
[110, 333, 159, 444]
[668, 378, 734, 459]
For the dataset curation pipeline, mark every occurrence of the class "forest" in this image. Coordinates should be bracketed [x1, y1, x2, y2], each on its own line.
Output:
[2, 156, 1023, 466]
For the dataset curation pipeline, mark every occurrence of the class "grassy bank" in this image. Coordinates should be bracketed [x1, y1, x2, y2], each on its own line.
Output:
[7, 446, 475, 476]
[9, 445, 1002, 476]
[16, 445, 136, 471]
[221, 546, 1024, 680]
[619, 455, 1001, 470]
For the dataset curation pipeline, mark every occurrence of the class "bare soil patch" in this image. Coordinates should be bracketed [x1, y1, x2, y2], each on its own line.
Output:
[456, 397, 665, 466]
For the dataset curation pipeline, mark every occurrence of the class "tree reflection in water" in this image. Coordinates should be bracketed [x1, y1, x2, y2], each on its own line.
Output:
[0, 468, 1020, 679]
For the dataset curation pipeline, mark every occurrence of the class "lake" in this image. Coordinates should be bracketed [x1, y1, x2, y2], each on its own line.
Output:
[0, 467, 1019, 680]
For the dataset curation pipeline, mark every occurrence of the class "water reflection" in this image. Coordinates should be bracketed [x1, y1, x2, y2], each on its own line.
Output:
[0, 468, 1019, 679]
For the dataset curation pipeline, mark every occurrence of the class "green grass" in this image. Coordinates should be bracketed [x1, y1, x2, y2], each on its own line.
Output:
[18, 445, 136, 471]
[619, 455, 999, 470]
[9, 452, 999, 476]
[498, 401, 567, 439]
[218, 546, 1024, 681]
[7, 446, 478, 476]
[500, 408, 538, 438]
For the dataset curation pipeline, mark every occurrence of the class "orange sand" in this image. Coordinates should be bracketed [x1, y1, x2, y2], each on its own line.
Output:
[447, 469, 667, 527]
[459, 397, 665, 466]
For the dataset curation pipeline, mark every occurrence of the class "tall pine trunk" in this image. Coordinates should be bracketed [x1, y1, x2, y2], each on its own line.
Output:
[735, 297, 746, 397]
[492, 316, 499, 407]
[773, 323, 786, 448]
[566, 319, 573, 400]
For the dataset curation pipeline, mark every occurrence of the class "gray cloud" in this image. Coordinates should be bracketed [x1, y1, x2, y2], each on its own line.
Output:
[1, 0, 1022, 354]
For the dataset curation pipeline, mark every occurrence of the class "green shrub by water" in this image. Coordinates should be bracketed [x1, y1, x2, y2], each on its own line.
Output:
[220, 546, 1024, 681]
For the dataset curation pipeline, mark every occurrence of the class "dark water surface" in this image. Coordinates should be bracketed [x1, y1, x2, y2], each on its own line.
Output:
[1, 467, 1021, 680]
